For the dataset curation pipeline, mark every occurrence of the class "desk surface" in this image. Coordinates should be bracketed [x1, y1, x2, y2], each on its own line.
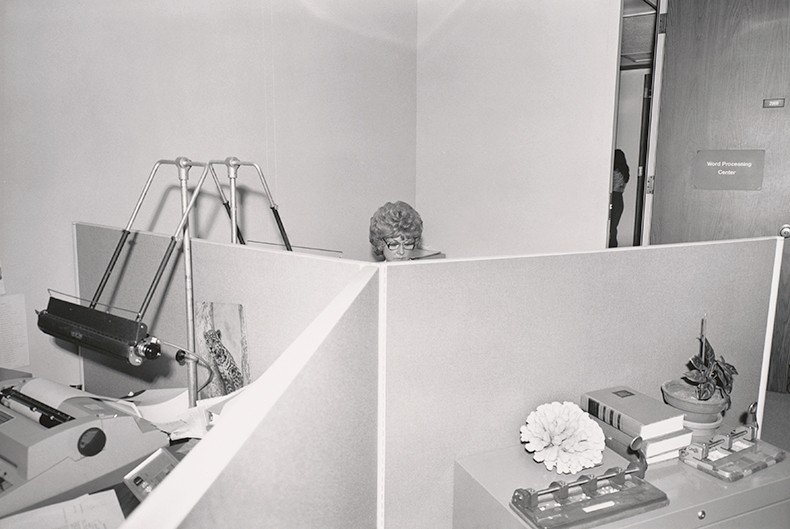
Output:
[454, 444, 790, 528]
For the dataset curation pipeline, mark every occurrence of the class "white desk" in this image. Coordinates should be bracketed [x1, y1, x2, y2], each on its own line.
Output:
[453, 444, 790, 528]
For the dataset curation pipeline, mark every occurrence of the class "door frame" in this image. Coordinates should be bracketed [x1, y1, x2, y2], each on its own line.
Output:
[639, 0, 667, 245]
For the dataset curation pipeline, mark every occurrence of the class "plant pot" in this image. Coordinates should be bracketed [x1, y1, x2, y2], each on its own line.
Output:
[684, 413, 724, 443]
[660, 379, 728, 423]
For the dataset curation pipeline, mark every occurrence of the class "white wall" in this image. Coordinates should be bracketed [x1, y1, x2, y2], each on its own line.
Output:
[266, 0, 418, 259]
[416, 0, 622, 257]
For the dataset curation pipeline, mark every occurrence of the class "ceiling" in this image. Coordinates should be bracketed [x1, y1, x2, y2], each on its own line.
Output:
[621, 0, 658, 69]
[623, 0, 656, 17]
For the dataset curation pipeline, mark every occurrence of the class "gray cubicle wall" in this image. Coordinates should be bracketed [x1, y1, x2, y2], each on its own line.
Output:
[381, 237, 781, 529]
[123, 266, 380, 529]
[74, 223, 367, 396]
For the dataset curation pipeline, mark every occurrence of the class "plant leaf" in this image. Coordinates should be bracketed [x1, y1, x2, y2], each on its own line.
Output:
[704, 338, 716, 362]
[689, 355, 705, 371]
[684, 370, 707, 384]
[719, 356, 738, 375]
[704, 360, 714, 377]
[698, 380, 716, 400]
[712, 363, 725, 383]
[718, 370, 732, 390]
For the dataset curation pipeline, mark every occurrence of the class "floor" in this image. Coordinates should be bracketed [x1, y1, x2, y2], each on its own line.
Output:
[762, 391, 790, 452]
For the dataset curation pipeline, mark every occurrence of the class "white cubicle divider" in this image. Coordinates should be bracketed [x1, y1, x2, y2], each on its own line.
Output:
[77, 228, 779, 528]
[379, 237, 782, 529]
[121, 265, 380, 529]
[74, 223, 368, 396]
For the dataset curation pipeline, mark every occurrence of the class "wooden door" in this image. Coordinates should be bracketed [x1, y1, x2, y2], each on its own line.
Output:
[651, 0, 790, 391]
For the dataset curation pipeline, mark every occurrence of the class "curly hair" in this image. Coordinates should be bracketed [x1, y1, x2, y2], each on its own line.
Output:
[369, 201, 423, 257]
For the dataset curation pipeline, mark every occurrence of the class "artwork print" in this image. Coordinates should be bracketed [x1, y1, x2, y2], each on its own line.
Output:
[195, 301, 251, 398]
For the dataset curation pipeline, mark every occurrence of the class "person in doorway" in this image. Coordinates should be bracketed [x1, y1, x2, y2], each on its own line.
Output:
[369, 201, 423, 261]
[609, 149, 630, 248]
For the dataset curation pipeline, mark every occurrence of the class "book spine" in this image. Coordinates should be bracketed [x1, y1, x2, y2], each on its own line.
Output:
[590, 416, 642, 461]
[581, 394, 643, 439]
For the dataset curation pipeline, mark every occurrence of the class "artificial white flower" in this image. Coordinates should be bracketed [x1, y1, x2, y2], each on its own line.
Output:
[519, 401, 605, 474]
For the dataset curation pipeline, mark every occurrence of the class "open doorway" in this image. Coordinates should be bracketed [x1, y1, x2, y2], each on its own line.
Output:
[613, 70, 648, 248]
[610, 0, 659, 248]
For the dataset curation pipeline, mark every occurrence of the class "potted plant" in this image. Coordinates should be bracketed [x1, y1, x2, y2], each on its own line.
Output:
[661, 318, 738, 439]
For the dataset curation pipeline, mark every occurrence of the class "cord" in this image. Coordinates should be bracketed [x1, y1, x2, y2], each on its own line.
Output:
[159, 339, 214, 393]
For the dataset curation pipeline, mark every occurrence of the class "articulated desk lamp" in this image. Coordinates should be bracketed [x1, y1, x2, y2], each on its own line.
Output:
[37, 158, 211, 408]
[208, 157, 292, 249]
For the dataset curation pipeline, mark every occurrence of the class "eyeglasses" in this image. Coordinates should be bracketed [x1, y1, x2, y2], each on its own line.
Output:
[384, 239, 416, 251]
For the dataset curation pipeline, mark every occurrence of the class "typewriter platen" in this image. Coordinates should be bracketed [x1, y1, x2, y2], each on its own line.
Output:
[0, 377, 169, 518]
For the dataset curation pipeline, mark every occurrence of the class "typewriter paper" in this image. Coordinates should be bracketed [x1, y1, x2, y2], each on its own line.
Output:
[0, 489, 124, 529]
[17, 377, 91, 408]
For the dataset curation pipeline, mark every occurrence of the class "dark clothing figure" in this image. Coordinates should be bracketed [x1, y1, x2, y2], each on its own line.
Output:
[609, 149, 630, 248]
[609, 190, 624, 247]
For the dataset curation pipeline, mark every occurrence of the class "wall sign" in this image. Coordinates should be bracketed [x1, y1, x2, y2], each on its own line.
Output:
[692, 149, 765, 190]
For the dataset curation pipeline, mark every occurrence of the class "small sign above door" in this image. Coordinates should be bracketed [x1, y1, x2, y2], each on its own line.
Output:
[692, 149, 765, 190]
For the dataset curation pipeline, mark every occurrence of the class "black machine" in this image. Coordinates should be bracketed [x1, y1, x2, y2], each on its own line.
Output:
[37, 158, 211, 366]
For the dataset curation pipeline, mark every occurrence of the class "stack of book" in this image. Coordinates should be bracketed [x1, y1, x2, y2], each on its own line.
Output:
[580, 386, 693, 465]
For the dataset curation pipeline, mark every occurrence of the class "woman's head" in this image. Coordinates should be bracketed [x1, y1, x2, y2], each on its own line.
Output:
[614, 149, 630, 182]
[369, 201, 423, 261]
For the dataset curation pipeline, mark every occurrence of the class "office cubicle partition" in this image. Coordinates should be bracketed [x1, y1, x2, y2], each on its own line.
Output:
[100, 234, 780, 529]
[124, 265, 380, 528]
[74, 223, 367, 396]
[382, 238, 781, 528]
